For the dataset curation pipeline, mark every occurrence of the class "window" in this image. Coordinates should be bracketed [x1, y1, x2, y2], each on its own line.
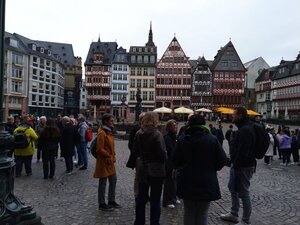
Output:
[143, 68, 148, 76]
[149, 68, 155, 76]
[149, 80, 154, 88]
[113, 84, 117, 90]
[142, 91, 147, 100]
[130, 67, 135, 75]
[113, 65, 118, 70]
[118, 65, 122, 71]
[150, 56, 155, 63]
[144, 56, 149, 63]
[130, 79, 135, 88]
[131, 55, 136, 63]
[137, 68, 142, 75]
[231, 60, 238, 67]
[149, 92, 154, 101]
[118, 74, 122, 80]
[12, 67, 22, 78]
[137, 79, 141, 88]
[39, 95, 43, 102]
[113, 94, 117, 101]
[12, 53, 23, 65]
[130, 91, 135, 100]
[32, 94, 36, 101]
[221, 61, 228, 67]
[123, 65, 127, 71]
[137, 56, 142, 63]
[11, 81, 22, 93]
[143, 79, 148, 88]
[113, 74, 118, 80]
[122, 75, 127, 80]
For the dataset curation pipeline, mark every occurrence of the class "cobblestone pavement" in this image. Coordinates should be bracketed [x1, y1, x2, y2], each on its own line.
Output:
[14, 134, 300, 225]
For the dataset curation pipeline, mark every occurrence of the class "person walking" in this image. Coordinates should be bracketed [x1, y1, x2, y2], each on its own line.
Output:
[220, 107, 256, 225]
[291, 130, 299, 165]
[264, 125, 274, 165]
[133, 112, 167, 225]
[94, 114, 121, 211]
[162, 119, 178, 209]
[14, 115, 38, 177]
[38, 118, 60, 179]
[173, 114, 227, 225]
[215, 124, 225, 146]
[225, 124, 234, 145]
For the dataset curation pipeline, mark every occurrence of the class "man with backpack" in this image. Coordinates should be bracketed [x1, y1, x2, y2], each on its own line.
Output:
[220, 107, 256, 225]
[13, 115, 38, 177]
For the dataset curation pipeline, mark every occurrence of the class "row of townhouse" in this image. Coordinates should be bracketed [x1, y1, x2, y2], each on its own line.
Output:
[3, 32, 82, 120]
[255, 53, 300, 119]
[84, 24, 272, 121]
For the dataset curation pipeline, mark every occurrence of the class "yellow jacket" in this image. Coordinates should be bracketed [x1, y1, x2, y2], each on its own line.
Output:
[13, 125, 38, 156]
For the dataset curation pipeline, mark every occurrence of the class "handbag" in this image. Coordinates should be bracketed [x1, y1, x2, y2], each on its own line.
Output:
[146, 162, 166, 178]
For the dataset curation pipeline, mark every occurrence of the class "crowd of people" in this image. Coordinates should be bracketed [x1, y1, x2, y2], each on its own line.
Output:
[3, 108, 300, 225]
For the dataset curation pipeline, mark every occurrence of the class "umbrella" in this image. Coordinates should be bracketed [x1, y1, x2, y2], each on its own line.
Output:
[153, 106, 172, 113]
[174, 106, 194, 114]
[216, 107, 234, 114]
[195, 108, 212, 113]
[247, 110, 261, 116]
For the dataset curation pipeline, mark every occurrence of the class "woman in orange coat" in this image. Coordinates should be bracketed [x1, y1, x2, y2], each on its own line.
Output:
[93, 114, 121, 211]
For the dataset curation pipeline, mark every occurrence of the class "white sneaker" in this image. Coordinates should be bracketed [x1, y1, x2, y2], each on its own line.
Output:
[167, 204, 175, 209]
[220, 213, 239, 223]
[236, 221, 251, 225]
[280, 163, 285, 166]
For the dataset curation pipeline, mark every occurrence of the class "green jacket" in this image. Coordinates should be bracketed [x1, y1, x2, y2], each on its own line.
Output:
[13, 125, 38, 156]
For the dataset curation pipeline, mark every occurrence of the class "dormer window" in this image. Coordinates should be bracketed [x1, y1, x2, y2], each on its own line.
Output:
[94, 53, 103, 63]
[9, 38, 18, 48]
[40, 48, 44, 53]
[47, 50, 51, 56]
[32, 44, 36, 51]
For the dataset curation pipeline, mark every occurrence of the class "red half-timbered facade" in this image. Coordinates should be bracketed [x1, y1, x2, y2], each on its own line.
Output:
[84, 38, 118, 119]
[156, 37, 192, 109]
[210, 41, 246, 108]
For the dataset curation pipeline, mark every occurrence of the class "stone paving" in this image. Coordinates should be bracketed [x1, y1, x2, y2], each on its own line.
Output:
[13, 130, 300, 225]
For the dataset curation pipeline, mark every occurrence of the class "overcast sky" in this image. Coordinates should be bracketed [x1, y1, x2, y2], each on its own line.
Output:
[5, 0, 300, 67]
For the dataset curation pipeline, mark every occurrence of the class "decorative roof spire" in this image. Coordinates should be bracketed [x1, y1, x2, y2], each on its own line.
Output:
[98, 34, 101, 42]
[146, 21, 155, 47]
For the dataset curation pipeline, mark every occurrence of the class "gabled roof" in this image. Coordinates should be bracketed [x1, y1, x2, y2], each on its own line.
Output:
[4, 32, 28, 54]
[34, 40, 75, 65]
[112, 47, 129, 64]
[272, 60, 294, 80]
[198, 56, 209, 66]
[255, 67, 278, 82]
[84, 39, 118, 65]
[13, 33, 63, 63]
[210, 41, 246, 71]
[189, 59, 198, 72]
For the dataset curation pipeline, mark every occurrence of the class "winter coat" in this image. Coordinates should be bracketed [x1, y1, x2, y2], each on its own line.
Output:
[14, 124, 38, 156]
[93, 126, 116, 178]
[230, 118, 256, 168]
[279, 134, 292, 150]
[265, 133, 274, 156]
[60, 123, 77, 157]
[133, 125, 166, 183]
[173, 125, 227, 201]
[164, 132, 177, 173]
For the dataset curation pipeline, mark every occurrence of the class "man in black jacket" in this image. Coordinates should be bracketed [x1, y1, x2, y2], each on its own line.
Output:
[220, 107, 256, 225]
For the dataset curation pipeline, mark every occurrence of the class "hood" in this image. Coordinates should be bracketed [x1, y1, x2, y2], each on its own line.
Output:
[183, 125, 210, 143]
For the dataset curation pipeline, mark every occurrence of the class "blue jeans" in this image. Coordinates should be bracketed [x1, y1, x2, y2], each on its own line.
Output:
[134, 179, 163, 225]
[77, 142, 88, 168]
[15, 155, 33, 176]
[183, 200, 210, 225]
[228, 166, 254, 224]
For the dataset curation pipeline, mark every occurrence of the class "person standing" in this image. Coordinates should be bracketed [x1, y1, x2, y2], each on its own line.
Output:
[14, 115, 38, 177]
[38, 118, 60, 179]
[173, 114, 227, 225]
[60, 116, 77, 173]
[5, 116, 17, 157]
[162, 119, 178, 209]
[77, 116, 89, 170]
[94, 114, 121, 211]
[220, 107, 256, 225]
[225, 125, 234, 145]
[133, 112, 166, 225]
[264, 125, 274, 165]
[215, 124, 225, 146]
[35, 116, 47, 163]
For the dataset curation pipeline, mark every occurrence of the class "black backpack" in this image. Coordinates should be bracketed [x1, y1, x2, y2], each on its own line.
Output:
[90, 137, 98, 159]
[252, 123, 270, 159]
[14, 127, 30, 149]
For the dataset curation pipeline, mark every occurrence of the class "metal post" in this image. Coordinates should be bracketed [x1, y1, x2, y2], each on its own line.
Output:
[0, 0, 5, 122]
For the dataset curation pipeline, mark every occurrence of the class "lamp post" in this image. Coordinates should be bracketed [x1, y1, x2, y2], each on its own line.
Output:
[0, 2, 42, 224]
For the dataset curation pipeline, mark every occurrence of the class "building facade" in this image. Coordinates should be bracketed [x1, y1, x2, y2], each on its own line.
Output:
[111, 47, 129, 121]
[156, 37, 192, 109]
[271, 54, 300, 119]
[79, 79, 87, 115]
[191, 56, 213, 110]
[210, 41, 246, 108]
[3, 32, 29, 119]
[128, 24, 157, 119]
[84, 38, 118, 120]
[244, 57, 269, 110]
[255, 67, 276, 118]
[13, 33, 65, 117]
